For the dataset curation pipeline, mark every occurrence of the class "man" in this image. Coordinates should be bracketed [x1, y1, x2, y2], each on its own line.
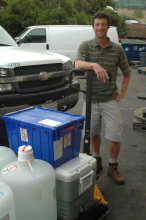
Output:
[75, 11, 131, 185]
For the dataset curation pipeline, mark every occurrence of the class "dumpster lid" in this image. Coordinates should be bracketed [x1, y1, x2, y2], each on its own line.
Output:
[121, 39, 146, 44]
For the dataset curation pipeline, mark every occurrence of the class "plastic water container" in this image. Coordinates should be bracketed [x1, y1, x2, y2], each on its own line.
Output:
[0, 178, 16, 220]
[0, 145, 57, 220]
[0, 146, 17, 171]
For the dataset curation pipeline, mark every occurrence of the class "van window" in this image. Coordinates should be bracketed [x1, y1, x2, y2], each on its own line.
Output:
[23, 28, 46, 43]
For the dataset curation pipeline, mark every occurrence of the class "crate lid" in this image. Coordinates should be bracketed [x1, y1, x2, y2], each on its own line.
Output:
[2, 107, 85, 131]
[55, 153, 96, 181]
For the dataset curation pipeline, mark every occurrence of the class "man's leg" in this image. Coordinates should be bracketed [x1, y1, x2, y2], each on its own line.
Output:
[91, 134, 101, 153]
[101, 100, 125, 185]
[91, 135, 102, 173]
[107, 140, 125, 185]
[109, 140, 120, 160]
[82, 101, 102, 173]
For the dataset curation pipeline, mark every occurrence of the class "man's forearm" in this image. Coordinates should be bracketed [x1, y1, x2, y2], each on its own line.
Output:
[114, 73, 130, 102]
[75, 60, 95, 70]
[120, 74, 131, 95]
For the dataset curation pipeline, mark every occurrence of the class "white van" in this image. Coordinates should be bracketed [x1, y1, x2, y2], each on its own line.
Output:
[15, 25, 121, 63]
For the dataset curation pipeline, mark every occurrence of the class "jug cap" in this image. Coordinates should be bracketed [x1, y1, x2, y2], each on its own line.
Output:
[18, 145, 34, 162]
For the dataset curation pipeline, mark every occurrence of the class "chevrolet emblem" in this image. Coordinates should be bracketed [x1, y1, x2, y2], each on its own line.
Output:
[40, 72, 51, 81]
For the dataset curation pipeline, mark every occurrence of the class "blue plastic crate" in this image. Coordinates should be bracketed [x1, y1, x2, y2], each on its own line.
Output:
[2, 107, 85, 168]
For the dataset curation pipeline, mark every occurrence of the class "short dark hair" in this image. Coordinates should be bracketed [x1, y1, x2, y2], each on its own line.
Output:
[92, 11, 111, 26]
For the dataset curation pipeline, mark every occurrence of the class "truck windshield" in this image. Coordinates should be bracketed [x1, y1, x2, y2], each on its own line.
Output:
[0, 26, 18, 47]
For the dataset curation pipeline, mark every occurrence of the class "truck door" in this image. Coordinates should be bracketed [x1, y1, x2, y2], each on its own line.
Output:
[20, 28, 49, 50]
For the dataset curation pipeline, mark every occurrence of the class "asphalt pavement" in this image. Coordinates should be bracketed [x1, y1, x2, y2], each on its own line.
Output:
[68, 67, 146, 220]
[1, 66, 146, 220]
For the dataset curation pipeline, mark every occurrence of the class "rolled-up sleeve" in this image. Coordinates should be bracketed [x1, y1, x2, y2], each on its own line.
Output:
[75, 43, 87, 61]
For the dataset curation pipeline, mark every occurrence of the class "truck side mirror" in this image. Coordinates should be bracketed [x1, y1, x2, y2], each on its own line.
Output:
[14, 37, 22, 46]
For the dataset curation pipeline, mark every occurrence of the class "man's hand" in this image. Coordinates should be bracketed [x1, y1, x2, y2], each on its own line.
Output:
[75, 60, 109, 82]
[93, 63, 109, 82]
[114, 92, 125, 102]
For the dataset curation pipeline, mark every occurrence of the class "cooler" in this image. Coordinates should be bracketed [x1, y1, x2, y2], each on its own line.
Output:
[2, 107, 85, 168]
[55, 153, 96, 220]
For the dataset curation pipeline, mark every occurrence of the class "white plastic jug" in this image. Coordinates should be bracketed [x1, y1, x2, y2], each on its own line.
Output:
[0, 146, 17, 171]
[0, 178, 16, 220]
[0, 145, 57, 220]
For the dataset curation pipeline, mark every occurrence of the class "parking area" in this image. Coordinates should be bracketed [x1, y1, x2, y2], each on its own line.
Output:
[1, 66, 146, 220]
[68, 67, 146, 220]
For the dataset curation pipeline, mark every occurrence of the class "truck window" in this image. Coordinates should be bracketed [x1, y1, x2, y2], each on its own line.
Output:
[24, 28, 46, 43]
[18, 28, 31, 38]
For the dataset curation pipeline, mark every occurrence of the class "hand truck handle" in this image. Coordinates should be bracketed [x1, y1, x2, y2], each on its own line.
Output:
[69, 68, 111, 94]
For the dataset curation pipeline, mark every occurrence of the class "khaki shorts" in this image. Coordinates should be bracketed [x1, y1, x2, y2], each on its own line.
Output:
[82, 100, 123, 142]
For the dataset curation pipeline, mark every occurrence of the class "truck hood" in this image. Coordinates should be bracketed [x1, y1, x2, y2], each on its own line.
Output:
[0, 46, 70, 68]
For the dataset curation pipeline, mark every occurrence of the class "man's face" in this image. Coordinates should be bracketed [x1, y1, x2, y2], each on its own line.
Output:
[92, 18, 110, 39]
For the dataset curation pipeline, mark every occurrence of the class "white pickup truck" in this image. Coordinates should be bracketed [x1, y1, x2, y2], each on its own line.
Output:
[0, 26, 80, 121]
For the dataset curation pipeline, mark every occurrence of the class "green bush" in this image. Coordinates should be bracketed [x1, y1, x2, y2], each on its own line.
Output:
[103, 9, 129, 38]
[133, 9, 144, 19]
[0, 0, 50, 37]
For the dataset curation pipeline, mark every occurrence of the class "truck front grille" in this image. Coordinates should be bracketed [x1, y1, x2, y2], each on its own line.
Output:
[13, 64, 64, 93]
[14, 64, 63, 76]
[19, 76, 63, 89]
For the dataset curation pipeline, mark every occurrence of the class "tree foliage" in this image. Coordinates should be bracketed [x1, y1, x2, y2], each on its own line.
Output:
[0, 0, 7, 7]
[104, 8, 129, 38]
[74, 0, 114, 14]
[0, 0, 127, 38]
[0, 0, 50, 37]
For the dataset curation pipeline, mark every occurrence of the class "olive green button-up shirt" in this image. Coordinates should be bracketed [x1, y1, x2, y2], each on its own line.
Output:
[75, 38, 131, 103]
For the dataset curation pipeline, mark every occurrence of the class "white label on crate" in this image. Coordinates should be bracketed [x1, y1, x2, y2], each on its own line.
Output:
[64, 133, 71, 148]
[2, 164, 17, 175]
[139, 48, 143, 51]
[0, 213, 10, 220]
[38, 119, 62, 127]
[125, 47, 129, 51]
[53, 137, 63, 161]
[20, 128, 28, 142]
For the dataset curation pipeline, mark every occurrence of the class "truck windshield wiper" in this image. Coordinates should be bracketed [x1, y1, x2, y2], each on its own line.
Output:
[0, 44, 11, 46]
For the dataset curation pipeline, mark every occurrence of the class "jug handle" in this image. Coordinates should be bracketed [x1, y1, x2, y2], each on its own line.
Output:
[27, 161, 35, 177]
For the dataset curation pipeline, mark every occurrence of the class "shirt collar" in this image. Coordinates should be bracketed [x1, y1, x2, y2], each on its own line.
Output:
[92, 37, 113, 48]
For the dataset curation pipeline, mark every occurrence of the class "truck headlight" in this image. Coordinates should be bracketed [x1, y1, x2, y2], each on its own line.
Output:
[0, 68, 10, 78]
[64, 61, 73, 70]
[0, 84, 13, 92]
[63, 61, 74, 81]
